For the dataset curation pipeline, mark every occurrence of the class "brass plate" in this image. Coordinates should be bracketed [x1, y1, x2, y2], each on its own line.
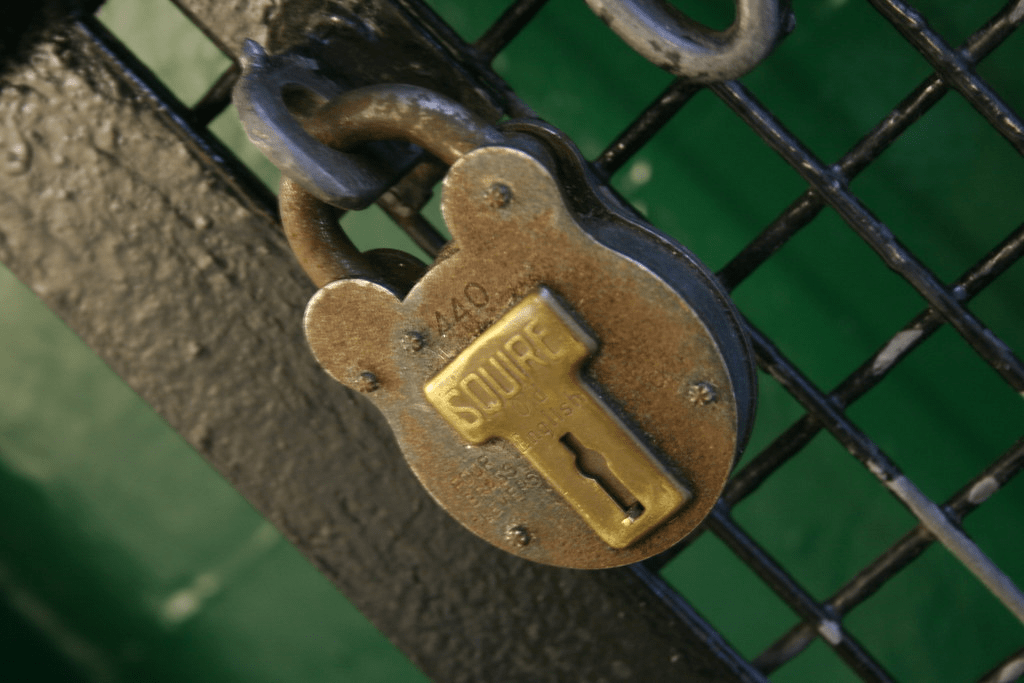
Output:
[424, 288, 691, 549]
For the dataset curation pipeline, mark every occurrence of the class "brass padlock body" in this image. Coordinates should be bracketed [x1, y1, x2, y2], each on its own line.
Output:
[303, 145, 755, 568]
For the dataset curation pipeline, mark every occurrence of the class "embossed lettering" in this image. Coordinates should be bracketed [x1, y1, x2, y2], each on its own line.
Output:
[494, 350, 526, 381]
[424, 289, 693, 550]
[525, 319, 564, 359]
[461, 373, 501, 414]
[480, 358, 520, 399]
[435, 310, 452, 336]
[443, 387, 482, 426]
[509, 397, 531, 417]
[505, 333, 548, 373]
[434, 284, 489, 337]
[452, 297, 470, 322]
[465, 282, 489, 307]
[544, 405, 562, 426]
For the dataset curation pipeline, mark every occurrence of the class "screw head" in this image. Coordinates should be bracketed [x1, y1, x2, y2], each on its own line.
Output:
[355, 371, 380, 393]
[485, 182, 512, 209]
[402, 331, 425, 353]
[687, 381, 718, 406]
[505, 524, 531, 547]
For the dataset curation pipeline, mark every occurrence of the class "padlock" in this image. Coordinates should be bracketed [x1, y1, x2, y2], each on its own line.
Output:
[277, 84, 756, 569]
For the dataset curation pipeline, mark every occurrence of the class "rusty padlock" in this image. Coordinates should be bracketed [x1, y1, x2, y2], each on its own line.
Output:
[277, 84, 756, 569]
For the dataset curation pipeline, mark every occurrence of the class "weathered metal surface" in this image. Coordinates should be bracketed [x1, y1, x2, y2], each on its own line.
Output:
[234, 40, 422, 210]
[0, 1, 100, 71]
[583, 0, 789, 82]
[302, 146, 747, 568]
[262, 0, 520, 119]
[0, 18, 762, 683]
[285, 87, 754, 568]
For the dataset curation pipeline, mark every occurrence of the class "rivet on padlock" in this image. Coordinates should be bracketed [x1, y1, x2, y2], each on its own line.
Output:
[262, 82, 755, 569]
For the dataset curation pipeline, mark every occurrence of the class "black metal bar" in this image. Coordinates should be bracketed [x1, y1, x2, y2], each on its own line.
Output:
[836, 436, 1024, 613]
[168, 0, 244, 57]
[866, 0, 1024, 156]
[647, 4, 1024, 573]
[708, 507, 897, 682]
[652, 223, 1024, 575]
[474, 0, 552, 62]
[630, 564, 773, 683]
[743, 316, 1024, 623]
[377, 160, 449, 257]
[191, 61, 240, 127]
[724, 222, 1024, 507]
[717, 0, 1024, 291]
[754, 436, 1024, 672]
[378, 204, 446, 257]
[710, 79, 1024, 394]
[978, 647, 1024, 683]
[614, 2, 1024, 670]
[391, 0, 538, 119]
[592, 79, 702, 179]
[78, 16, 277, 223]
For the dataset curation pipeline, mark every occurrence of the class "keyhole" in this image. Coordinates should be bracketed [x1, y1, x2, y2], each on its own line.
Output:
[560, 433, 645, 524]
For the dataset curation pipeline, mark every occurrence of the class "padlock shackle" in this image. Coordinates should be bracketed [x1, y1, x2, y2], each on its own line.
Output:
[280, 84, 504, 288]
[234, 41, 422, 211]
[301, 85, 505, 167]
[583, 0, 787, 82]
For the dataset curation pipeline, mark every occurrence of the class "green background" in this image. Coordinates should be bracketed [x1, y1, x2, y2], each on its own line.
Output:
[1, 0, 1022, 681]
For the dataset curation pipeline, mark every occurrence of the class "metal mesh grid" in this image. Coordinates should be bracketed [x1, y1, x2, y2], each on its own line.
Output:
[84, 0, 1024, 679]
[597, 2, 1024, 678]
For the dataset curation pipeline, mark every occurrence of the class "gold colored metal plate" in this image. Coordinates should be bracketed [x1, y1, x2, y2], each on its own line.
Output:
[424, 288, 691, 549]
[303, 146, 751, 568]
